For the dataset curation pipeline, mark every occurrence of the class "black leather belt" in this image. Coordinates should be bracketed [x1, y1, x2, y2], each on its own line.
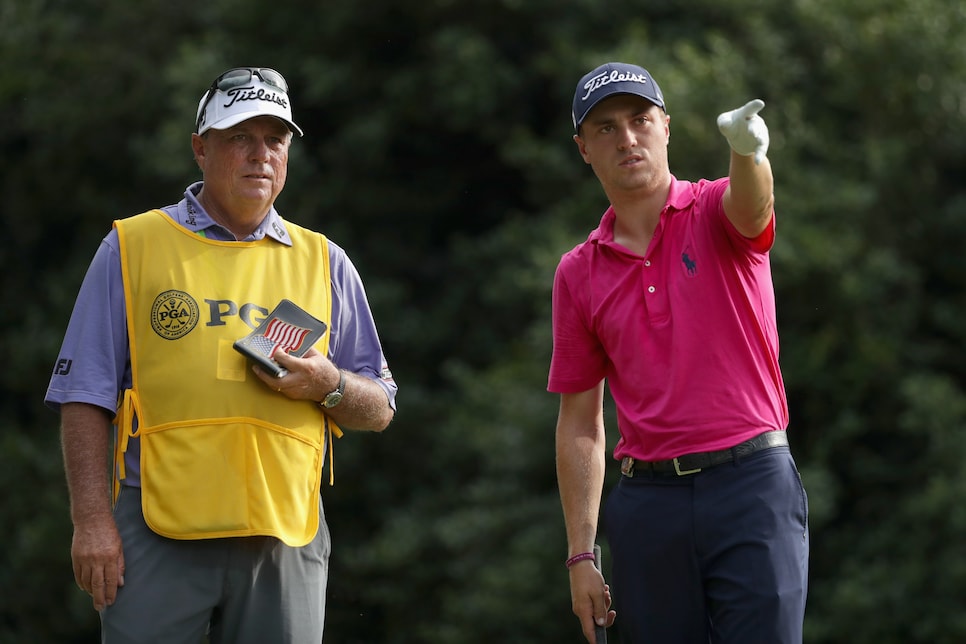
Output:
[620, 431, 788, 477]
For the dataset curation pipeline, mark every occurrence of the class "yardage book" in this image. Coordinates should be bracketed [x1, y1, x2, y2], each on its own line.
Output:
[233, 299, 327, 378]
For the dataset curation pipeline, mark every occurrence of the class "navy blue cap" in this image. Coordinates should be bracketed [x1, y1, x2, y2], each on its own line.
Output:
[572, 62, 666, 131]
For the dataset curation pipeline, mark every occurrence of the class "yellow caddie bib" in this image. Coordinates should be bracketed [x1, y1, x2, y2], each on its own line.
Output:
[114, 209, 338, 546]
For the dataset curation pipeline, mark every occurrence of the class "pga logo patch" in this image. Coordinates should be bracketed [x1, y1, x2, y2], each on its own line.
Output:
[150, 290, 200, 340]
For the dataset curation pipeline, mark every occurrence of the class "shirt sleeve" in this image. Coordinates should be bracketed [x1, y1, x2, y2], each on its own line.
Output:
[547, 252, 608, 394]
[44, 229, 130, 414]
[327, 242, 397, 410]
[707, 176, 776, 255]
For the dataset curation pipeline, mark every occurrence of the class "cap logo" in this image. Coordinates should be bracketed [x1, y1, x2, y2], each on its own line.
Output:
[221, 84, 289, 111]
[581, 69, 650, 102]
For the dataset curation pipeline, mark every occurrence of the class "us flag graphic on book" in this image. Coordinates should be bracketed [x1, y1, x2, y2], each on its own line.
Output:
[259, 318, 311, 357]
[233, 299, 327, 377]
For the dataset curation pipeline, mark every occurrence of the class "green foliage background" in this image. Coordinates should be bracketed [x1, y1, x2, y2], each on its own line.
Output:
[2, 0, 964, 641]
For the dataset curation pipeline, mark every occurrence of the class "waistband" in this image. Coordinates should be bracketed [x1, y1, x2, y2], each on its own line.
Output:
[620, 431, 789, 477]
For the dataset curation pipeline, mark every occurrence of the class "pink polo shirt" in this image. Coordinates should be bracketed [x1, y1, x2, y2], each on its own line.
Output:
[548, 176, 788, 462]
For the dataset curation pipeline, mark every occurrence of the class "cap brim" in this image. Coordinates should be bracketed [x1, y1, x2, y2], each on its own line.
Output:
[201, 111, 304, 138]
[575, 92, 664, 130]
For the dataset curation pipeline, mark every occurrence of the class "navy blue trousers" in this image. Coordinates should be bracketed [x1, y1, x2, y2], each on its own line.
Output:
[604, 445, 808, 643]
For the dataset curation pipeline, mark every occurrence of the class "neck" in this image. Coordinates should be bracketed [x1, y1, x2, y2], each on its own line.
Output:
[606, 177, 672, 256]
[197, 188, 267, 240]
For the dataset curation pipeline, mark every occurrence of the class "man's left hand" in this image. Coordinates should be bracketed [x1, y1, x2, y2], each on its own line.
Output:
[717, 99, 769, 165]
[253, 347, 335, 401]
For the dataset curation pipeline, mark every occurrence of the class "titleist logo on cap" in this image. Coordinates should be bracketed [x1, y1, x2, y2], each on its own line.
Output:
[221, 85, 289, 110]
[580, 69, 650, 102]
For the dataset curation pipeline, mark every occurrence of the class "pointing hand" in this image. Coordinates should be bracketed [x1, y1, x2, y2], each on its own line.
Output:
[717, 99, 769, 165]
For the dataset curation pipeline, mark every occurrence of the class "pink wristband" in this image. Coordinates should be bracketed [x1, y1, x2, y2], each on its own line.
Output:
[565, 552, 596, 568]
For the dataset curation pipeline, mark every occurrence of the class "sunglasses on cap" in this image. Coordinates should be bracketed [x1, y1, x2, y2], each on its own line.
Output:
[195, 67, 290, 132]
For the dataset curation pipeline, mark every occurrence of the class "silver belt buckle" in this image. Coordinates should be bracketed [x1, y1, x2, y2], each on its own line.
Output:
[673, 457, 702, 476]
[621, 457, 635, 477]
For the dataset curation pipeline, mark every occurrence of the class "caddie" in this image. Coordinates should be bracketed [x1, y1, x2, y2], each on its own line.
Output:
[46, 66, 397, 643]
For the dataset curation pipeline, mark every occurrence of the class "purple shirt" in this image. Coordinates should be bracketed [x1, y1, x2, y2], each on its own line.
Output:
[548, 176, 787, 462]
[46, 182, 397, 485]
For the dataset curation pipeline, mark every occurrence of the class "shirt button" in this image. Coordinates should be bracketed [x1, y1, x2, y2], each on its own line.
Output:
[644, 260, 651, 267]
[648, 286, 656, 293]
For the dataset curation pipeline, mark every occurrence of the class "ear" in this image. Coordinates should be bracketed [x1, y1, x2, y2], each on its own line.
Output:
[573, 133, 591, 165]
[191, 133, 206, 169]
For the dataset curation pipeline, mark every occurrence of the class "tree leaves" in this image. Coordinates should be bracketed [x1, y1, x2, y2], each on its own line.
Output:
[3, 0, 965, 641]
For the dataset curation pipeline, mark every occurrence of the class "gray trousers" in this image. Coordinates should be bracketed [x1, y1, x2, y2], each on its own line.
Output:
[102, 486, 330, 644]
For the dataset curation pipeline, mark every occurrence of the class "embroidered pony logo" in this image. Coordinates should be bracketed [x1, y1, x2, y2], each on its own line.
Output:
[682, 251, 698, 276]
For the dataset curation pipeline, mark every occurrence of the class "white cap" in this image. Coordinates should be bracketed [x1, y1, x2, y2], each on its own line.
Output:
[196, 71, 303, 137]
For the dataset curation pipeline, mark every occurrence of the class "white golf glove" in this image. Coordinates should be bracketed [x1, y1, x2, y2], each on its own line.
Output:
[717, 99, 769, 165]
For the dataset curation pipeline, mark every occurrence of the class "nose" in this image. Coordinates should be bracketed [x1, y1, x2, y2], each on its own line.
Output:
[249, 138, 271, 162]
[617, 126, 638, 150]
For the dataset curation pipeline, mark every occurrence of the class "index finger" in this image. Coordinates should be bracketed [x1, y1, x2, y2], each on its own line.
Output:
[272, 348, 297, 368]
[102, 560, 123, 607]
[580, 610, 600, 643]
[576, 585, 609, 642]
[89, 570, 110, 611]
[736, 98, 765, 119]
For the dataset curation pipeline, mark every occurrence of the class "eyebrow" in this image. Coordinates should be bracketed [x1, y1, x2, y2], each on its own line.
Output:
[585, 113, 618, 129]
[589, 104, 659, 128]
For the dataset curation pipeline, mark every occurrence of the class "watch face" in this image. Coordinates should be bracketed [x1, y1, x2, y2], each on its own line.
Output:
[323, 370, 346, 408]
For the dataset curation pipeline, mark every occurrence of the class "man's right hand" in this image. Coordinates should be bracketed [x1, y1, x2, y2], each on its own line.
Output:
[71, 513, 125, 611]
[569, 560, 616, 642]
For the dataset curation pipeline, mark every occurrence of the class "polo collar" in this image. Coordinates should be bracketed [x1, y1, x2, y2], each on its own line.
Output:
[589, 175, 694, 245]
[179, 182, 293, 246]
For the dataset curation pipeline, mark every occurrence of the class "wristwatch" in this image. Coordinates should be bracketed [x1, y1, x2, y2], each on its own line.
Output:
[321, 369, 346, 409]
